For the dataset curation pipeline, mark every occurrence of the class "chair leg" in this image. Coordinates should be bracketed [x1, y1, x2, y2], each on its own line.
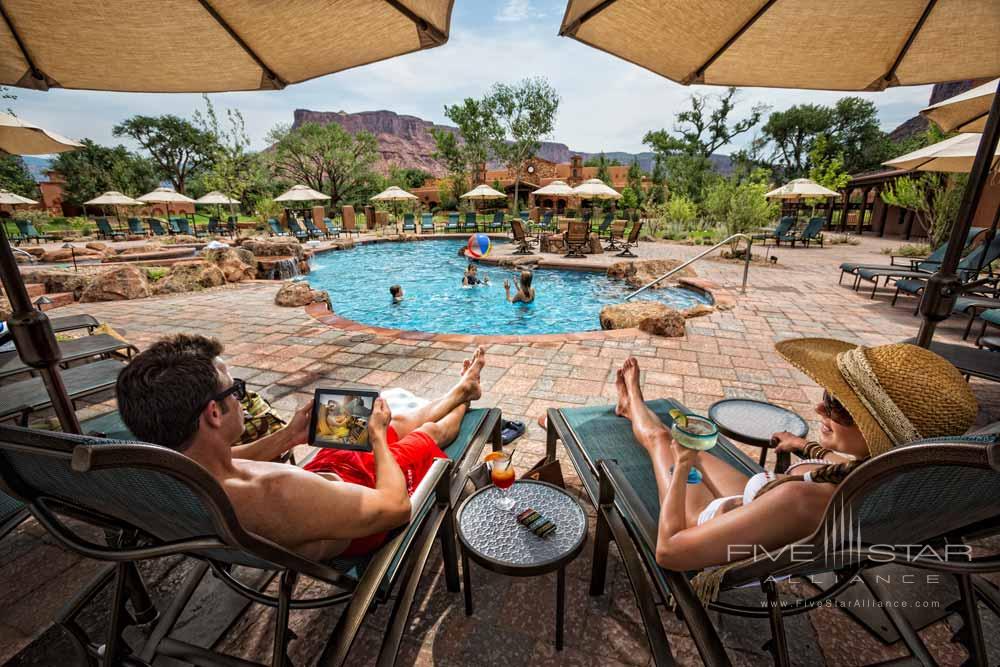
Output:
[871, 278, 879, 299]
[439, 498, 461, 593]
[761, 578, 790, 667]
[272, 570, 298, 667]
[102, 563, 134, 667]
[590, 508, 612, 596]
[963, 312, 976, 340]
[860, 570, 935, 667]
[891, 287, 901, 306]
[955, 573, 988, 667]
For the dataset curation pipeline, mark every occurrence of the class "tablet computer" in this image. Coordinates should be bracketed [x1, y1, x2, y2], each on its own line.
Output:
[308, 388, 380, 451]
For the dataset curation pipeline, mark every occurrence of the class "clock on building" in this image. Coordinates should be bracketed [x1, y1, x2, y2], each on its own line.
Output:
[526, 165, 535, 174]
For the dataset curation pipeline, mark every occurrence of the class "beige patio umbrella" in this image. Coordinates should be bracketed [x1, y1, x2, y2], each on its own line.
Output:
[574, 178, 621, 222]
[884, 133, 1000, 173]
[0, 111, 82, 154]
[137, 187, 196, 222]
[921, 79, 1000, 134]
[277, 184, 331, 230]
[0, 1, 454, 93]
[371, 185, 419, 230]
[765, 178, 840, 199]
[196, 190, 240, 222]
[84, 190, 143, 227]
[460, 184, 507, 226]
[532, 180, 576, 197]
[0, 189, 38, 206]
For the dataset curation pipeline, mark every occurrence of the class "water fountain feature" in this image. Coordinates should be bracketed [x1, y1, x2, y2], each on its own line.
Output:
[267, 258, 301, 280]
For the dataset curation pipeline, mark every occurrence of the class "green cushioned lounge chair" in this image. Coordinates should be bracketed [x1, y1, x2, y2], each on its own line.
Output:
[791, 216, 824, 247]
[420, 213, 435, 234]
[95, 217, 125, 240]
[324, 217, 342, 238]
[890, 235, 1000, 307]
[267, 218, 288, 237]
[463, 212, 477, 233]
[445, 212, 459, 233]
[127, 217, 146, 236]
[547, 399, 1000, 667]
[489, 211, 504, 232]
[226, 215, 239, 236]
[284, 217, 310, 241]
[402, 213, 417, 234]
[14, 218, 56, 243]
[752, 216, 795, 248]
[306, 217, 330, 238]
[207, 216, 223, 236]
[0, 407, 500, 667]
[0, 489, 27, 541]
[840, 227, 986, 287]
[3, 220, 26, 245]
[147, 218, 167, 236]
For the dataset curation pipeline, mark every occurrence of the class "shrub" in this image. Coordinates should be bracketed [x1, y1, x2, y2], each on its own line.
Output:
[882, 243, 932, 257]
[663, 195, 698, 228]
[144, 267, 169, 281]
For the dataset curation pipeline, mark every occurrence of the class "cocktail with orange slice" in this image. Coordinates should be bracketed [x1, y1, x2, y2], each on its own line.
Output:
[485, 451, 516, 510]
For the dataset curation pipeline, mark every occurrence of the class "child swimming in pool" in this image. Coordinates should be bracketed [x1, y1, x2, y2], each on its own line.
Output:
[504, 270, 535, 304]
[462, 263, 489, 286]
[389, 284, 404, 303]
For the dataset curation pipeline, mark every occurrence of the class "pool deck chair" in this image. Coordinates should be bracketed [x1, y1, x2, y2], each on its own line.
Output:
[127, 217, 147, 237]
[402, 213, 416, 234]
[323, 217, 342, 238]
[207, 216, 223, 236]
[547, 399, 1000, 667]
[463, 212, 478, 233]
[489, 211, 505, 232]
[604, 220, 627, 251]
[147, 218, 167, 237]
[4, 221, 26, 245]
[285, 217, 311, 241]
[616, 221, 643, 257]
[445, 212, 460, 233]
[50, 313, 100, 335]
[0, 489, 27, 542]
[227, 216, 239, 237]
[95, 217, 125, 241]
[0, 333, 136, 381]
[0, 358, 125, 426]
[791, 217, 824, 247]
[842, 227, 985, 289]
[14, 219, 56, 243]
[903, 338, 1000, 384]
[306, 217, 330, 239]
[176, 217, 205, 237]
[563, 219, 591, 258]
[267, 218, 288, 237]
[420, 213, 435, 234]
[752, 216, 795, 247]
[341, 206, 359, 237]
[510, 218, 536, 255]
[890, 235, 1000, 307]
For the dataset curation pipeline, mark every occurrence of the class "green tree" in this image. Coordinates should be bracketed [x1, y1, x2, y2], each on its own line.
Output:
[112, 114, 217, 193]
[193, 95, 267, 211]
[881, 174, 966, 246]
[486, 77, 560, 211]
[0, 154, 38, 198]
[663, 194, 698, 227]
[807, 135, 850, 192]
[387, 166, 432, 190]
[266, 122, 380, 207]
[646, 155, 667, 206]
[827, 97, 891, 174]
[620, 186, 639, 211]
[584, 153, 621, 167]
[626, 158, 645, 206]
[644, 87, 766, 201]
[432, 97, 497, 186]
[760, 104, 834, 179]
[52, 139, 159, 207]
[703, 169, 777, 252]
[592, 152, 613, 185]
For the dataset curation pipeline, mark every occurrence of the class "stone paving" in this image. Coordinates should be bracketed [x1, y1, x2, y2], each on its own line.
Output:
[2, 233, 999, 666]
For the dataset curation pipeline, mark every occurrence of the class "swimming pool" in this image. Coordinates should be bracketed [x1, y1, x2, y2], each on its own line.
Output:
[308, 240, 712, 336]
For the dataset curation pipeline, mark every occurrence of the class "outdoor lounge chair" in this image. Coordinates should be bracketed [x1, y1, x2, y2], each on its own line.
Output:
[510, 218, 536, 255]
[790, 216, 824, 247]
[267, 218, 288, 237]
[445, 212, 460, 233]
[903, 338, 1000, 384]
[537, 210, 554, 233]
[616, 221, 643, 258]
[0, 406, 500, 667]
[489, 211, 505, 232]
[0, 333, 136, 381]
[3, 220, 26, 245]
[127, 217, 147, 237]
[176, 217, 204, 237]
[0, 357, 125, 426]
[890, 235, 1000, 308]
[50, 314, 100, 335]
[207, 216, 224, 236]
[323, 217, 342, 238]
[226, 215, 239, 236]
[14, 219, 56, 243]
[165, 217, 182, 235]
[519, 211, 529, 223]
[0, 489, 27, 542]
[463, 212, 478, 233]
[401, 213, 417, 234]
[595, 212, 613, 237]
[752, 216, 795, 247]
[284, 216, 310, 241]
[341, 205, 359, 237]
[563, 219, 591, 258]
[95, 217, 125, 241]
[841, 226, 986, 288]
[547, 399, 1000, 667]
[604, 220, 626, 250]
[306, 217, 330, 239]
[420, 213, 435, 234]
[146, 218, 168, 237]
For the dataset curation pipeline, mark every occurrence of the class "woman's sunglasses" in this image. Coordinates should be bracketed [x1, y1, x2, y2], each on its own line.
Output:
[823, 391, 854, 426]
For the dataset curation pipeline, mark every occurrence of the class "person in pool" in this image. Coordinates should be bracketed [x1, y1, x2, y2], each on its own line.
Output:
[611, 339, 978, 572]
[504, 270, 535, 304]
[389, 284, 404, 303]
[462, 263, 488, 286]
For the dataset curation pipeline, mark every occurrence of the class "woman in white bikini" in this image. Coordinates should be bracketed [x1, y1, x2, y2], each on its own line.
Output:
[613, 338, 979, 572]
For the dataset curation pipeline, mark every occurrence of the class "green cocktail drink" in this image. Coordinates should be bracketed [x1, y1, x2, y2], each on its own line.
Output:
[670, 414, 719, 451]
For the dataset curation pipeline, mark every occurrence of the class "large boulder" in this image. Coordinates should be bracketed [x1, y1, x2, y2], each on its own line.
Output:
[37, 270, 92, 298]
[600, 301, 674, 330]
[40, 246, 102, 263]
[120, 242, 163, 255]
[153, 261, 226, 295]
[233, 247, 255, 266]
[275, 281, 329, 308]
[606, 259, 695, 290]
[240, 239, 304, 259]
[85, 241, 108, 252]
[80, 266, 150, 303]
[203, 248, 255, 283]
[638, 311, 687, 337]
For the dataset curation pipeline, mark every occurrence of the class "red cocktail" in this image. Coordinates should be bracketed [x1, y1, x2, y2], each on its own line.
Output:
[488, 452, 516, 510]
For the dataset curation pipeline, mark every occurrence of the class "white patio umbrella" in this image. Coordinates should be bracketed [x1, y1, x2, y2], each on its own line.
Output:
[531, 180, 576, 197]
[196, 190, 240, 222]
[0, 189, 38, 206]
[764, 178, 840, 199]
[0, 112, 82, 154]
[137, 187, 196, 222]
[884, 133, 1000, 173]
[574, 178, 621, 222]
[371, 185, 418, 229]
[0, 1, 453, 93]
[276, 184, 331, 230]
[922, 79, 1000, 133]
[459, 184, 506, 200]
[84, 190, 143, 227]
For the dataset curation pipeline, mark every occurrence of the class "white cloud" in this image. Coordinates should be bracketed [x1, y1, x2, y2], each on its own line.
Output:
[496, 0, 541, 22]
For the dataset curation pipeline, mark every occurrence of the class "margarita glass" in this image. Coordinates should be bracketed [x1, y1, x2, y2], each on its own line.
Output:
[669, 413, 718, 484]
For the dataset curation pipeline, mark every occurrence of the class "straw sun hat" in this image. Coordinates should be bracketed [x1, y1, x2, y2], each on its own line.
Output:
[775, 339, 978, 457]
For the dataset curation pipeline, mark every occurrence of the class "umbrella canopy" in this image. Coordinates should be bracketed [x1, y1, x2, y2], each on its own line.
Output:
[460, 184, 506, 200]
[765, 178, 841, 199]
[0, 189, 37, 205]
[883, 133, 1000, 173]
[84, 191, 142, 206]
[371, 185, 418, 201]
[921, 79, 1000, 133]
[276, 184, 331, 202]
[573, 178, 622, 200]
[137, 187, 196, 204]
[195, 191, 240, 205]
[558, 0, 1000, 90]
[0, 111, 82, 154]
[532, 180, 576, 196]
[0, 1, 453, 93]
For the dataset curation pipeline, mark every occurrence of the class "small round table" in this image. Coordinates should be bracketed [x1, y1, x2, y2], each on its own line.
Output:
[456, 480, 587, 651]
[708, 398, 809, 472]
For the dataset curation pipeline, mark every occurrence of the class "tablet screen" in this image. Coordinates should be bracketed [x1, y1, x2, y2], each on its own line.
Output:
[311, 389, 376, 450]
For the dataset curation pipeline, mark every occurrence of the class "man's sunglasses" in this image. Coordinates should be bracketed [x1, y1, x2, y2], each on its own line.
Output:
[207, 378, 247, 407]
[823, 391, 853, 426]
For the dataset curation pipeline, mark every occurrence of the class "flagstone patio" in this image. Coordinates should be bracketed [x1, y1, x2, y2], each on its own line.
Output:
[3, 233, 998, 666]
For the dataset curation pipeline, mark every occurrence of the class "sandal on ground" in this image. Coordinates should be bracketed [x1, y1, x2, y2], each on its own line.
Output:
[501, 420, 526, 445]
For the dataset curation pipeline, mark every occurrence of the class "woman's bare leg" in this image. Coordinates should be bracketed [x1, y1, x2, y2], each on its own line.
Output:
[390, 347, 484, 437]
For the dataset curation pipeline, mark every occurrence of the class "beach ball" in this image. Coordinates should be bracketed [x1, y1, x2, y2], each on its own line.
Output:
[467, 233, 492, 258]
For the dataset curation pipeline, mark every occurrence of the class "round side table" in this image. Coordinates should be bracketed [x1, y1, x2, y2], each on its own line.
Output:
[456, 480, 587, 651]
[708, 398, 809, 472]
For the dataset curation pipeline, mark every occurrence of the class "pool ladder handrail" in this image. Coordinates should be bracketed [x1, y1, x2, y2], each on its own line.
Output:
[11, 247, 37, 263]
[624, 233, 753, 300]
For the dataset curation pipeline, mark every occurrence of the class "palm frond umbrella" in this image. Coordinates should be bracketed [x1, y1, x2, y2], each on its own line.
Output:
[460, 184, 506, 224]
[573, 178, 621, 223]
[196, 190, 240, 223]
[922, 78, 1000, 133]
[0, 112, 82, 154]
[84, 190, 143, 228]
[137, 187, 197, 225]
[558, 0, 1000, 348]
[0, 2, 455, 436]
[371, 186, 418, 231]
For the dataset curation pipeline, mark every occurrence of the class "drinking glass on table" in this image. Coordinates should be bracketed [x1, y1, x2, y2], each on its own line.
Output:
[489, 452, 516, 511]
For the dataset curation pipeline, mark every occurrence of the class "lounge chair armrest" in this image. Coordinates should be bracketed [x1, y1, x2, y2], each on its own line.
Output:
[596, 459, 658, 547]
[408, 458, 451, 521]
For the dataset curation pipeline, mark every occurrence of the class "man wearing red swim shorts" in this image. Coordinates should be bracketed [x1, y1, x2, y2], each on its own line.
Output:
[116, 334, 486, 561]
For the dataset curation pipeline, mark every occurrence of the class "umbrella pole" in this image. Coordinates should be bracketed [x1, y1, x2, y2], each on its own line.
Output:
[916, 82, 1000, 348]
[0, 225, 81, 433]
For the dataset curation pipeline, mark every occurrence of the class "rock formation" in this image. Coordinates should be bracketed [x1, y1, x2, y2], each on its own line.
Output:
[606, 259, 696, 290]
[153, 261, 226, 295]
[80, 266, 151, 303]
[274, 281, 329, 308]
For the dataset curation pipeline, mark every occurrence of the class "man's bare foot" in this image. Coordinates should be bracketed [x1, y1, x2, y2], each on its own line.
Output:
[458, 346, 487, 402]
[614, 368, 631, 418]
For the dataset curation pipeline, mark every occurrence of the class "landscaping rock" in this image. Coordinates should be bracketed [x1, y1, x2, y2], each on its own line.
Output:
[682, 304, 714, 319]
[639, 311, 687, 337]
[606, 259, 695, 290]
[120, 242, 162, 255]
[40, 247, 102, 263]
[80, 266, 150, 303]
[21, 247, 46, 258]
[587, 237, 604, 254]
[497, 255, 537, 267]
[203, 248, 255, 283]
[274, 281, 329, 308]
[35, 270, 91, 298]
[233, 247, 255, 266]
[240, 239, 304, 259]
[85, 242, 108, 252]
[153, 261, 226, 295]
[600, 302, 674, 330]
[163, 234, 198, 244]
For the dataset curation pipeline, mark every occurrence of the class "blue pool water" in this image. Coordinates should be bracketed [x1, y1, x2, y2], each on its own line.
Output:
[308, 240, 712, 336]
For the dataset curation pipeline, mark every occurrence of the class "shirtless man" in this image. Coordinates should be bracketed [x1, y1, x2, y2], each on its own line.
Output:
[116, 334, 485, 561]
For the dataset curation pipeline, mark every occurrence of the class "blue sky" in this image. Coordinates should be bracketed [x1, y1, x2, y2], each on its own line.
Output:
[10, 0, 933, 156]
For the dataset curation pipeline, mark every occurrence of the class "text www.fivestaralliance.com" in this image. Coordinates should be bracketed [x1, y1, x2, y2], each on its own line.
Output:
[760, 600, 940, 609]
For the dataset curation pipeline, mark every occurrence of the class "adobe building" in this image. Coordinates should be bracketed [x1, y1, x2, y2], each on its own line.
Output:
[14, 170, 195, 219]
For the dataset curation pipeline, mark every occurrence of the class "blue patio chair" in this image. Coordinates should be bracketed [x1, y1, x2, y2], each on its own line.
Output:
[519, 211, 529, 223]
[14, 218, 55, 243]
[285, 216, 310, 241]
[3, 220, 26, 245]
[166, 217, 183, 235]
[174, 217, 205, 238]
[267, 218, 288, 237]
[538, 210, 554, 232]
[402, 213, 417, 233]
[420, 213, 434, 234]
[445, 212, 460, 233]
[147, 218, 168, 236]
[95, 217, 125, 240]
[844, 227, 985, 289]
[489, 211, 505, 232]
[752, 216, 795, 247]
[323, 217, 342, 238]
[463, 212, 478, 233]
[207, 216, 223, 236]
[892, 235, 1000, 309]
[596, 212, 613, 238]
[791, 216, 825, 247]
[127, 217, 146, 236]
[226, 215, 239, 236]
[305, 217, 329, 238]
